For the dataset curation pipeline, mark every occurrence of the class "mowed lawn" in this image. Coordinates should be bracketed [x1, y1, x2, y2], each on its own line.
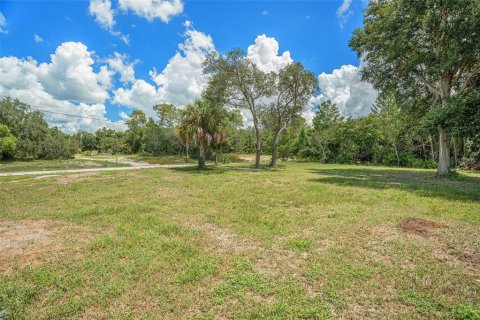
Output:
[0, 163, 479, 319]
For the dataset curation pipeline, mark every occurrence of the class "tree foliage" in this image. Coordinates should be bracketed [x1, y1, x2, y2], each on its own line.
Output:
[203, 49, 275, 168]
[0, 124, 17, 159]
[262, 62, 317, 166]
[177, 100, 231, 169]
[350, 0, 480, 174]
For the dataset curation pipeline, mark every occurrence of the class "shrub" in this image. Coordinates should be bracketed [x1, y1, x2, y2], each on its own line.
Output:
[219, 153, 242, 164]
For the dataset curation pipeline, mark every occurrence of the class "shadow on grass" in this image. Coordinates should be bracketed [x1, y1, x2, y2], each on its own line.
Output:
[169, 163, 286, 175]
[308, 167, 480, 203]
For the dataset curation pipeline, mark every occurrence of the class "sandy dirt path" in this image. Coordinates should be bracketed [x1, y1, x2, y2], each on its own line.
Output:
[0, 163, 198, 177]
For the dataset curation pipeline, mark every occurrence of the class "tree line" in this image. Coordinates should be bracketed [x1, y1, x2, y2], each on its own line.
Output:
[1, 0, 479, 173]
[1, 91, 478, 172]
[0, 98, 184, 160]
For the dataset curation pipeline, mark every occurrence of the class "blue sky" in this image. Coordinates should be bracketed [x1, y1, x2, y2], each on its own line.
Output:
[0, 0, 377, 132]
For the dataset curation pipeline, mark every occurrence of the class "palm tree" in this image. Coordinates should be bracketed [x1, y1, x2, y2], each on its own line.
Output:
[212, 130, 227, 165]
[175, 125, 191, 162]
[177, 100, 227, 169]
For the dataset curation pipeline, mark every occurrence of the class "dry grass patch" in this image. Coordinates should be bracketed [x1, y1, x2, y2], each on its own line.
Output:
[398, 217, 439, 236]
[56, 172, 99, 185]
[0, 219, 92, 273]
[182, 216, 313, 283]
[368, 219, 479, 279]
[6, 175, 60, 184]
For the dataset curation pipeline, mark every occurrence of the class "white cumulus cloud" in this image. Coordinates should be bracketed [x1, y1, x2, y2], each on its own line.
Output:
[0, 44, 125, 133]
[118, 0, 183, 22]
[89, 0, 129, 45]
[37, 42, 111, 104]
[113, 27, 215, 116]
[314, 64, 378, 118]
[89, 0, 115, 30]
[105, 52, 136, 84]
[247, 34, 293, 73]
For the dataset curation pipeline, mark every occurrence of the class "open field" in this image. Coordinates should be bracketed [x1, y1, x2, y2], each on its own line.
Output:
[124, 155, 197, 165]
[0, 163, 479, 319]
[0, 159, 129, 173]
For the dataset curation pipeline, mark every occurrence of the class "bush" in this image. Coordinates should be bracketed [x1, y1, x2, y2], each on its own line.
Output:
[219, 153, 242, 164]
[0, 124, 17, 160]
[401, 152, 436, 168]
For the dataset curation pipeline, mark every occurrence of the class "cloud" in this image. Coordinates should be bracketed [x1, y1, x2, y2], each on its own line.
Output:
[336, 0, 353, 28]
[37, 42, 111, 104]
[89, 0, 115, 30]
[313, 64, 378, 118]
[119, 111, 131, 121]
[247, 35, 293, 73]
[0, 12, 7, 34]
[118, 0, 183, 22]
[89, 0, 130, 45]
[261, 10, 269, 16]
[34, 34, 44, 43]
[113, 27, 215, 115]
[105, 52, 136, 84]
[89, 0, 183, 44]
[0, 43, 125, 133]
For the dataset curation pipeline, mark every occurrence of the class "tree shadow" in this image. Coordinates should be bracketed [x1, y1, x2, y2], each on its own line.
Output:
[307, 167, 480, 203]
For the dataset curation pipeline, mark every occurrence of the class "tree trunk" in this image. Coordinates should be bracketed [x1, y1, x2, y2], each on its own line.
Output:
[198, 143, 206, 170]
[254, 124, 261, 169]
[437, 126, 450, 175]
[215, 145, 218, 165]
[421, 140, 426, 160]
[270, 129, 282, 167]
[270, 135, 278, 167]
[185, 143, 189, 162]
[393, 143, 400, 166]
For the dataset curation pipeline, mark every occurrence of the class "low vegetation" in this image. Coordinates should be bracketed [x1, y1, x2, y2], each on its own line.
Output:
[1, 163, 479, 319]
[0, 158, 129, 173]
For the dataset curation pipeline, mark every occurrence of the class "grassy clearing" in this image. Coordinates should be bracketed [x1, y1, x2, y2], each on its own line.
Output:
[124, 154, 197, 165]
[0, 159, 129, 173]
[0, 163, 479, 319]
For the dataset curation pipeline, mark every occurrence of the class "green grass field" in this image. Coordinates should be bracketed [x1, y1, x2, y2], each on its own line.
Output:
[0, 159, 129, 173]
[124, 154, 197, 165]
[0, 163, 479, 319]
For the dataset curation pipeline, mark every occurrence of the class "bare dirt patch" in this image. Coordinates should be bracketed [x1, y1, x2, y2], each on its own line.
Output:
[0, 219, 91, 273]
[57, 172, 98, 185]
[398, 217, 438, 236]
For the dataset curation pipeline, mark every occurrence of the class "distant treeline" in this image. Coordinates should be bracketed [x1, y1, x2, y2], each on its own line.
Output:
[1, 95, 478, 170]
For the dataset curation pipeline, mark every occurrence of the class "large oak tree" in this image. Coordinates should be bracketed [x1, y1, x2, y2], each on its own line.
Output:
[350, 0, 480, 175]
[203, 49, 275, 168]
[263, 62, 317, 167]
